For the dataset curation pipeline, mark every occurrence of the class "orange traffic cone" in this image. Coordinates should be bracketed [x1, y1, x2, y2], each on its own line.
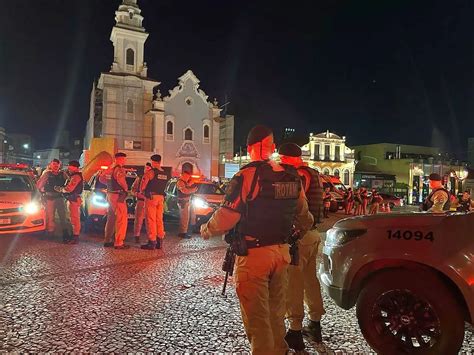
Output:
[380, 204, 386, 212]
[386, 203, 391, 213]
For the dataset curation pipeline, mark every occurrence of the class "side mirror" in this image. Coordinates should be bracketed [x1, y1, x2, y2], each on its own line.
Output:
[83, 183, 91, 191]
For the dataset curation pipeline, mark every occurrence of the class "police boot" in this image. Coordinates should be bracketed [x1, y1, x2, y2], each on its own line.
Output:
[302, 320, 322, 343]
[285, 329, 305, 351]
[68, 235, 79, 245]
[62, 230, 72, 243]
[141, 240, 157, 250]
[134, 236, 140, 244]
[156, 238, 162, 249]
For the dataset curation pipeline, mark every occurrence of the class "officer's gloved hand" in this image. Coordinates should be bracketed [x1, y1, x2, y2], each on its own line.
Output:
[53, 186, 63, 193]
[200, 224, 212, 240]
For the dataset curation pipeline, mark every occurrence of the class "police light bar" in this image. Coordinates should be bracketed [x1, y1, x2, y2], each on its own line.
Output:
[191, 175, 201, 179]
[100, 165, 109, 170]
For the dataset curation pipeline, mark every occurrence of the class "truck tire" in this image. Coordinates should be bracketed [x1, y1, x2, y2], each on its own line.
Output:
[356, 268, 464, 355]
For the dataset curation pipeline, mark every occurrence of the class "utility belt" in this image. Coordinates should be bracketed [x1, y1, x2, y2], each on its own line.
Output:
[43, 192, 62, 200]
[145, 192, 165, 199]
[108, 190, 127, 203]
[244, 236, 287, 249]
[65, 194, 81, 202]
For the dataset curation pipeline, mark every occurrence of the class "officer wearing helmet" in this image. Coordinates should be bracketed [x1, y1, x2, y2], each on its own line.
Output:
[422, 173, 450, 212]
[200, 125, 314, 355]
[102, 152, 130, 249]
[55, 160, 83, 244]
[278, 142, 325, 351]
[140, 154, 171, 250]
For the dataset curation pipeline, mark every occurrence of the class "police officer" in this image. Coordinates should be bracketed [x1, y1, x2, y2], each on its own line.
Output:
[278, 143, 325, 351]
[56, 160, 83, 244]
[102, 152, 130, 249]
[140, 154, 171, 250]
[369, 189, 383, 214]
[457, 191, 473, 212]
[132, 162, 152, 244]
[323, 188, 332, 218]
[200, 125, 314, 355]
[176, 169, 198, 238]
[37, 159, 68, 240]
[422, 173, 450, 212]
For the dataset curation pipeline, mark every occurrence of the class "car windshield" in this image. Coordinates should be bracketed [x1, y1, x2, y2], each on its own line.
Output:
[0, 174, 33, 192]
[197, 183, 225, 195]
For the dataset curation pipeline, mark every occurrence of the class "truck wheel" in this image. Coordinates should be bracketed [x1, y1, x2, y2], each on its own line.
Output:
[356, 269, 465, 355]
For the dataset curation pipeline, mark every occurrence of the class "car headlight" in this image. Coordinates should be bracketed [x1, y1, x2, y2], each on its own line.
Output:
[192, 197, 209, 209]
[92, 194, 109, 208]
[325, 228, 366, 247]
[22, 201, 41, 215]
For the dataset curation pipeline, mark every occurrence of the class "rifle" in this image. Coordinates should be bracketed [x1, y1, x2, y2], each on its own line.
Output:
[221, 225, 247, 295]
[221, 245, 235, 295]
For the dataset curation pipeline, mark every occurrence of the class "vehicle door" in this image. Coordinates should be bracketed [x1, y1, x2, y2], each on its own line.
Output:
[165, 180, 179, 217]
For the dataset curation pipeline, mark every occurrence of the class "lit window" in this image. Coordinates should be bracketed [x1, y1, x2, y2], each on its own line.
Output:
[127, 99, 134, 114]
[126, 48, 135, 66]
[323, 168, 330, 175]
[184, 128, 193, 141]
[334, 169, 340, 177]
[344, 170, 350, 185]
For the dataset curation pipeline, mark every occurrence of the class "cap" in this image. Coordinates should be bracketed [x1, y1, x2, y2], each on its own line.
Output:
[150, 154, 162, 162]
[115, 152, 127, 158]
[68, 160, 80, 168]
[429, 173, 442, 181]
[247, 125, 273, 145]
[51, 159, 60, 164]
[145, 162, 152, 167]
[278, 143, 302, 157]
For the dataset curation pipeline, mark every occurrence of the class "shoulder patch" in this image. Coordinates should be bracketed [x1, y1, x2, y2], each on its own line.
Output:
[222, 175, 244, 211]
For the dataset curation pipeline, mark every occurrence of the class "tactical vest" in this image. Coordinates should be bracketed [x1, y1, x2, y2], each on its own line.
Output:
[457, 198, 471, 212]
[145, 168, 170, 196]
[65, 172, 83, 201]
[297, 166, 322, 225]
[44, 171, 66, 195]
[108, 166, 126, 192]
[239, 161, 301, 246]
[422, 187, 450, 211]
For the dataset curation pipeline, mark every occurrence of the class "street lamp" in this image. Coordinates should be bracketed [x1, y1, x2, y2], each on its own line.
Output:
[23, 143, 29, 149]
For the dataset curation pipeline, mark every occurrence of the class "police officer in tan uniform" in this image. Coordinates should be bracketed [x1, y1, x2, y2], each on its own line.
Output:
[176, 170, 198, 238]
[422, 173, 450, 212]
[140, 154, 171, 250]
[37, 159, 68, 240]
[278, 143, 325, 351]
[56, 160, 83, 244]
[201, 125, 314, 355]
[102, 152, 130, 249]
[131, 162, 151, 244]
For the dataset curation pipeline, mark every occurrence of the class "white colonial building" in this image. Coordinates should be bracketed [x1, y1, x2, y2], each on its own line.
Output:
[84, 0, 233, 179]
[302, 130, 355, 186]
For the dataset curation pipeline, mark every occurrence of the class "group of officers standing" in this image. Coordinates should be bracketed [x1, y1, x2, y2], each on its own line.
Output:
[36, 153, 198, 249]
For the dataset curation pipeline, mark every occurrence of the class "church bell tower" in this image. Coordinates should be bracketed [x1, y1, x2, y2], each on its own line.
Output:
[110, 0, 149, 77]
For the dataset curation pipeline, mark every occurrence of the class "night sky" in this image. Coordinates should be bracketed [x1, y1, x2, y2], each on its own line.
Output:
[1, 0, 474, 157]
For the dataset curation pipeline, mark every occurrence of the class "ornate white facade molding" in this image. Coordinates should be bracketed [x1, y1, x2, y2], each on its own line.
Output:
[163, 70, 209, 104]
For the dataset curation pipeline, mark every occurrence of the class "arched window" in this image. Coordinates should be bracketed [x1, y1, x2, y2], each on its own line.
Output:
[323, 168, 330, 176]
[126, 99, 134, 114]
[167, 121, 173, 135]
[182, 162, 193, 174]
[333, 169, 340, 177]
[184, 128, 193, 141]
[203, 124, 210, 143]
[344, 170, 350, 185]
[126, 48, 135, 66]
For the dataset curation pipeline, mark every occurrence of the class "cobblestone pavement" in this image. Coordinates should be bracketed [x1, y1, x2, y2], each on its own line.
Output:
[0, 212, 473, 354]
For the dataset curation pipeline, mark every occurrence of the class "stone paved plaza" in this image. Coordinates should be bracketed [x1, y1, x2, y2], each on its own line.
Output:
[0, 215, 473, 354]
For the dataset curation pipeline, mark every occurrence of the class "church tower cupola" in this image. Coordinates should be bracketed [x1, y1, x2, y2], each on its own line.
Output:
[110, 0, 149, 77]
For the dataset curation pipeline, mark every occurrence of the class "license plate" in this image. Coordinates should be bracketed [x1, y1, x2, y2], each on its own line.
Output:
[0, 218, 11, 225]
[127, 214, 134, 219]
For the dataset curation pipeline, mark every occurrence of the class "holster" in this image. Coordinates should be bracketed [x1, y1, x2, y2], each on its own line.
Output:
[225, 231, 248, 256]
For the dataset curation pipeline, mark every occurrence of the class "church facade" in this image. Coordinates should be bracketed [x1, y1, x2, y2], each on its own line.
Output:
[83, 0, 233, 179]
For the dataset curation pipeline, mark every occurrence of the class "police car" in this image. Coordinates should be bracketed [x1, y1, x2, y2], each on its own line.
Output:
[82, 169, 138, 230]
[164, 178, 225, 232]
[319, 211, 474, 354]
[0, 168, 45, 234]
